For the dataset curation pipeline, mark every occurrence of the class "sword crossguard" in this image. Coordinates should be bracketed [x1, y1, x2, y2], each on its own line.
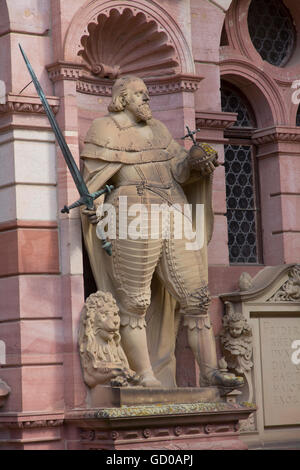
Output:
[61, 185, 114, 214]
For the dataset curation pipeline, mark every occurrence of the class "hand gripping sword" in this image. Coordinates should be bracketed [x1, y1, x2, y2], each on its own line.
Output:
[19, 44, 113, 256]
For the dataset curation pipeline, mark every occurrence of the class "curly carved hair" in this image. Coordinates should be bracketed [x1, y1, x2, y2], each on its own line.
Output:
[108, 75, 145, 112]
[222, 301, 252, 337]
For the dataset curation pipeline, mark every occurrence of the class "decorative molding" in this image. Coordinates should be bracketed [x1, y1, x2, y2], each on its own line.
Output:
[47, 62, 202, 96]
[0, 93, 59, 115]
[79, 422, 237, 444]
[5, 419, 64, 430]
[76, 79, 112, 96]
[145, 74, 202, 95]
[0, 220, 58, 233]
[252, 127, 300, 145]
[0, 412, 65, 429]
[196, 111, 237, 130]
[204, 424, 231, 434]
[267, 265, 300, 302]
[47, 62, 86, 82]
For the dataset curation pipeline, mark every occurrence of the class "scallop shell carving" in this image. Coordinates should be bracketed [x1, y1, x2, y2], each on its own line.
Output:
[78, 8, 180, 79]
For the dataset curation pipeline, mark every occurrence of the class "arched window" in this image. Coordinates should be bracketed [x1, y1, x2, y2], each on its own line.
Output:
[221, 82, 262, 264]
[248, 0, 296, 67]
[296, 105, 300, 127]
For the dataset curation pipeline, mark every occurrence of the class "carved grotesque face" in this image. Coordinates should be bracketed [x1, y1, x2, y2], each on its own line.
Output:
[94, 302, 120, 341]
[124, 80, 152, 122]
[229, 321, 244, 338]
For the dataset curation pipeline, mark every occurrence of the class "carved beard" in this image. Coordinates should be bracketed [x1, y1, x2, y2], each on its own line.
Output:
[129, 102, 152, 122]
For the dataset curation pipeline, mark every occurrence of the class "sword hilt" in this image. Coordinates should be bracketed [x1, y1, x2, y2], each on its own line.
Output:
[61, 185, 114, 213]
[61, 185, 114, 256]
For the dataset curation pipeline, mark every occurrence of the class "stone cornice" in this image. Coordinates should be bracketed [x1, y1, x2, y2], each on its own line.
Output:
[47, 62, 202, 96]
[0, 93, 59, 115]
[252, 126, 300, 145]
[46, 61, 86, 82]
[0, 411, 64, 429]
[196, 111, 237, 130]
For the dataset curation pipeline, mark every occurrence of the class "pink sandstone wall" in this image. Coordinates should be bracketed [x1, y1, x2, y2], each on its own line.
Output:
[0, 0, 299, 449]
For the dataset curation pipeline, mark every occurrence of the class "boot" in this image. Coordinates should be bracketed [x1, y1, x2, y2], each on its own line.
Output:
[120, 313, 161, 387]
[184, 314, 244, 388]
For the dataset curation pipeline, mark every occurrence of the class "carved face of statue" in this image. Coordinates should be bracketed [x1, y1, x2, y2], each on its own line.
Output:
[124, 80, 152, 122]
[229, 321, 244, 338]
[94, 303, 120, 341]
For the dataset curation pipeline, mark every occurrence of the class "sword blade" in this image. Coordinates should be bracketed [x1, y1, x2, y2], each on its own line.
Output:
[19, 44, 88, 199]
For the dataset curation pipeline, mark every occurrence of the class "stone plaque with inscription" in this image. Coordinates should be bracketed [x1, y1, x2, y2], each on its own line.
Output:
[220, 264, 300, 448]
[260, 317, 300, 426]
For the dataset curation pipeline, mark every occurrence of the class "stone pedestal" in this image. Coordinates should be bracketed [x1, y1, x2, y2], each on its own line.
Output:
[65, 401, 255, 450]
[90, 386, 220, 408]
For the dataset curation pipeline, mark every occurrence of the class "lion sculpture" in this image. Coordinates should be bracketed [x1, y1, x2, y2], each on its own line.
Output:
[79, 291, 137, 388]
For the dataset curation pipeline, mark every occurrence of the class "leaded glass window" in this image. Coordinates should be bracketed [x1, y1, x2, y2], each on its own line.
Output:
[248, 0, 296, 67]
[221, 84, 261, 264]
[225, 145, 258, 263]
[296, 105, 300, 127]
[221, 87, 253, 128]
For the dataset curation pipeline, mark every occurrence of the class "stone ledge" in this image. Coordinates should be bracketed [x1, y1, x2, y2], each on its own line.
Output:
[90, 385, 220, 408]
[65, 402, 255, 450]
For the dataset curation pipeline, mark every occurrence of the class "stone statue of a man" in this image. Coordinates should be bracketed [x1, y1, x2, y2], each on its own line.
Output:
[81, 75, 242, 389]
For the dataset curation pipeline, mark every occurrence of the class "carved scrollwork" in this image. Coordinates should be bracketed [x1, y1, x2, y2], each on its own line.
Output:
[267, 265, 300, 302]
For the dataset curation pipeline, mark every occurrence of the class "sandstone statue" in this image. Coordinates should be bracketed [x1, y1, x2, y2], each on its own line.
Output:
[80, 75, 243, 389]
[220, 301, 253, 400]
[220, 302, 253, 375]
[79, 290, 138, 387]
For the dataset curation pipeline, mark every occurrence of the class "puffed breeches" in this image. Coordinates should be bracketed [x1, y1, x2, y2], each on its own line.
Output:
[110, 235, 211, 327]
[102, 186, 211, 329]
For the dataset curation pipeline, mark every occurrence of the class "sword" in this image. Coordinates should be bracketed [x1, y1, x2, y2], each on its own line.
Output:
[19, 44, 113, 256]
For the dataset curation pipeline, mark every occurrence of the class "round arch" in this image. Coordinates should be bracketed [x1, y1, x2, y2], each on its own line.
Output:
[63, 0, 195, 75]
[220, 59, 287, 127]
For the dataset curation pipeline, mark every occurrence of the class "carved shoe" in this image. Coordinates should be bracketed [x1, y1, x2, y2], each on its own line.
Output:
[139, 370, 162, 388]
[203, 370, 244, 388]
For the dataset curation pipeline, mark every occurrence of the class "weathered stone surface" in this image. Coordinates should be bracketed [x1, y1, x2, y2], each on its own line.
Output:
[90, 386, 220, 408]
[260, 317, 300, 426]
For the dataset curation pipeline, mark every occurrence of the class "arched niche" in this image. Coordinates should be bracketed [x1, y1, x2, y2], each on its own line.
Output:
[63, 0, 195, 76]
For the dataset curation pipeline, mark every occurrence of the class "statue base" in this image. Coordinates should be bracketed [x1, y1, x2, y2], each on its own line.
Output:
[66, 388, 256, 450]
[90, 385, 220, 407]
